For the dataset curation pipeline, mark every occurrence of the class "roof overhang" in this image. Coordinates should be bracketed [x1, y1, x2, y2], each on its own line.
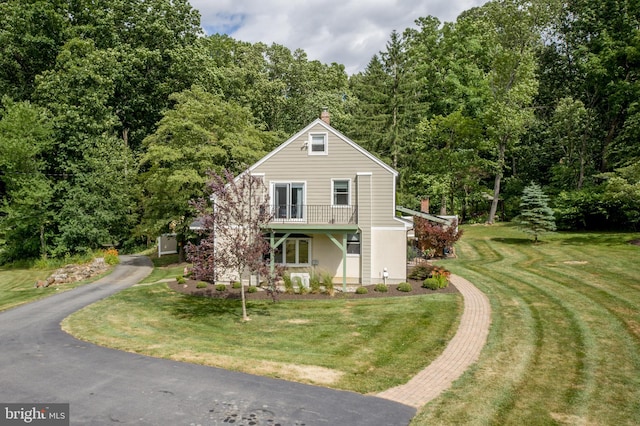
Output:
[395, 206, 453, 226]
[264, 223, 359, 234]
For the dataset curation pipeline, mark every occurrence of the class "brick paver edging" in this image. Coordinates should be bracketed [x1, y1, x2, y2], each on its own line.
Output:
[377, 274, 491, 408]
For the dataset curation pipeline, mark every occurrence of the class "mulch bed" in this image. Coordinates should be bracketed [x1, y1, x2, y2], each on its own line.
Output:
[168, 278, 459, 301]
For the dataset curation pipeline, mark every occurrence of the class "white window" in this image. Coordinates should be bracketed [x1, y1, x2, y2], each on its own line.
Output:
[332, 179, 350, 206]
[309, 133, 328, 155]
[274, 238, 310, 265]
[273, 182, 305, 219]
[347, 233, 360, 255]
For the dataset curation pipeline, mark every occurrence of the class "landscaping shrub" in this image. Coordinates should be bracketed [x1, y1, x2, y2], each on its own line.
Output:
[409, 261, 451, 282]
[232, 281, 242, 289]
[397, 282, 413, 292]
[321, 272, 335, 296]
[408, 261, 438, 281]
[295, 277, 308, 295]
[374, 283, 388, 292]
[422, 277, 439, 290]
[309, 274, 321, 294]
[283, 274, 294, 294]
[355, 286, 368, 294]
[215, 284, 227, 292]
[422, 272, 448, 290]
[247, 285, 257, 293]
[196, 281, 207, 289]
[176, 276, 186, 285]
[103, 248, 120, 265]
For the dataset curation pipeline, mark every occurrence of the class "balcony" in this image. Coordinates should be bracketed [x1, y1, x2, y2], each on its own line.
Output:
[269, 204, 357, 225]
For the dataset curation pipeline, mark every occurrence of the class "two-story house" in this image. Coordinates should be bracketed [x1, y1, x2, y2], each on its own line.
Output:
[249, 111, 408, 289]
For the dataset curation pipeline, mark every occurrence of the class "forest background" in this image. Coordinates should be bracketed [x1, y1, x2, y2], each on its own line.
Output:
[0, 0, 638, 262]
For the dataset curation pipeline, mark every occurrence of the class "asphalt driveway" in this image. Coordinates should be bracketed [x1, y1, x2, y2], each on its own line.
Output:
[0, 255, 416, 425]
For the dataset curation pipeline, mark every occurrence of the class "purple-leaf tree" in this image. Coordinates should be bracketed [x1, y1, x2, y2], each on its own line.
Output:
[186, 169, 272, 321]
[414, 217, 463, 257]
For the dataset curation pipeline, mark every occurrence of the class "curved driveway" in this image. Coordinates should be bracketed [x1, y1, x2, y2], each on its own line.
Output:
[0, 256, 415, 425]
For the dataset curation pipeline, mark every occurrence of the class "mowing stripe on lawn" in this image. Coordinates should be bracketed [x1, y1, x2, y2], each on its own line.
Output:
[412, 226, 640, 425]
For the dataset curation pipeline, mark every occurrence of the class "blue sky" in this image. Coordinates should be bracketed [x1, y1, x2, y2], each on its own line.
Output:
[190, 0, 489, 74]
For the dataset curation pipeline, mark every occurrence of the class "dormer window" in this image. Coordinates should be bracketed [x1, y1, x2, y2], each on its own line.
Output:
[309, 133, 328, 155]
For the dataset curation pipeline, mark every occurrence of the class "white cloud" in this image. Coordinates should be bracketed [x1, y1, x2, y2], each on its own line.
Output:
[190, 0, 488, 74]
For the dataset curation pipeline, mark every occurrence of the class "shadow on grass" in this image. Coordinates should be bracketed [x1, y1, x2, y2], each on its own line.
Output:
[559, 234, 633, 246]
[170, 294, 271, 320]
[491, 237, 534, 245]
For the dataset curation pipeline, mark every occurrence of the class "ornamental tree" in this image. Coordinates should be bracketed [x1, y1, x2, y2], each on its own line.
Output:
[414, 217, 462, 257]
[518, 182, 556, 242]
[186, 170, 272, 321]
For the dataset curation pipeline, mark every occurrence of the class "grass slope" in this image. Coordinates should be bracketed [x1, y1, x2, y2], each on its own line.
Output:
[413, 224, 640, 425]
[0, 267, 54, 311]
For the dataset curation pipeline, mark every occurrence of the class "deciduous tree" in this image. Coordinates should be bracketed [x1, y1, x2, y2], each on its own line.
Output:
[0, 99, 53, 261]
[414, 217, 463, 257]
[186, 170, 272, 321]
[140, 87, 276, 260]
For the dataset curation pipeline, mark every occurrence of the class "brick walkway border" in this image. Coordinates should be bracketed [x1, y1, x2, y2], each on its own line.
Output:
[377, 274, 491, 408]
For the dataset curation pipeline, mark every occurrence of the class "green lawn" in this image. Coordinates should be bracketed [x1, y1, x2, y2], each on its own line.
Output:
[62, 284, 462, 393]
[0, 266, 56, 311]
[136, 253, 188, 284]
[0, 262, 114, 312]
[413, 223, 640, 425]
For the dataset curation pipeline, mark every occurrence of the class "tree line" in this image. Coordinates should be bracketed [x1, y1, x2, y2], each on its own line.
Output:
[0, 0, 638, 262]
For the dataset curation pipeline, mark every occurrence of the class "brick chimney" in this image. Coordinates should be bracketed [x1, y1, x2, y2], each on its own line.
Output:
[320, 107, 330, 125]
[420, 198, 430, 214]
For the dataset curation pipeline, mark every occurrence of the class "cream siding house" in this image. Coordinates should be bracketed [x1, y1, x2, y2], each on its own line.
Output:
[249, 115, 408, 288]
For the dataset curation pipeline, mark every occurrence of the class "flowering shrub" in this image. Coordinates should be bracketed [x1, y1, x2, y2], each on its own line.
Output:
[103, 248, 119, 265]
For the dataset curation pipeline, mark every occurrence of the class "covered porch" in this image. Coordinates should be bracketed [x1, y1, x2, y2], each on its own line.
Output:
[265, 223, 359, 292]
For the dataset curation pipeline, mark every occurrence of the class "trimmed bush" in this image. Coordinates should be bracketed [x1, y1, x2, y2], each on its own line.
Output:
[374, 283, 388, 292]
[355, 286, 368, 294]
[215, 284, 227, 292]
[247, 285, 258, 293]
[176, 276, 186, 285]
[422, 277, 439, 290]
[232, 281, 242, 289]
[196, 281, 207, 289]
[397, 282, 413, 292]
[422, 272, 448, 290]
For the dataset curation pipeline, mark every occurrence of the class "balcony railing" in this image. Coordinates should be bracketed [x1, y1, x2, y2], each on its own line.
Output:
[269, 204, 357, 225]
